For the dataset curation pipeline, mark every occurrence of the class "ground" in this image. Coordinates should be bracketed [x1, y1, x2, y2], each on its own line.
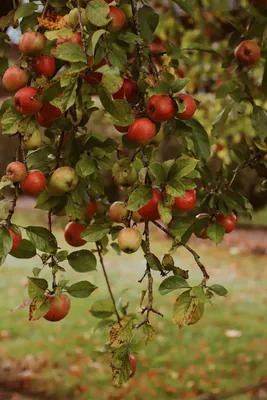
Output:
[0, 204, 266, 399]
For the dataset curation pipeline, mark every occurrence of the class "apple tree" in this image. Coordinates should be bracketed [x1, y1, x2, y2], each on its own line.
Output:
[0, 0, 266, 386]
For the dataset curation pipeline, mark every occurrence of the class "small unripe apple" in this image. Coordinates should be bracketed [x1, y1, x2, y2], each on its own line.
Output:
[132, 210, 143, 223]
[22, 130, 42, 150]
[120, 3, 133, 18]
[234, 40, 261, 67]
[118, 227, 142, 254]
[14, 86, 43, 116]
[64, 221, 87, 247]
[109, 202, 128, 223]
[112, 158, 138, 186]
[138, 188, 162, 221]
[19, 32, 46, 57]
[146, 95, 176, 123]
[35, 55, 56, 78]
[85, 200, 97, 218]
[176, 93, 196, 120]
[68, 7, 89, 27]
[2, 66, 28, 92]
[129, 354, 136, 378]
[6, 162, 27, 183]
[128, 118, 156, 146]
[216, 212, 237, 233]
[7, 227, 22, 253]
[107, 6, 125, 32]
[49, 167, 79, 195]
[37, 103, 62, 127]
[20, 170, 47, 196]
[43, 294, 71, 322]
[174, 190, 196, 212]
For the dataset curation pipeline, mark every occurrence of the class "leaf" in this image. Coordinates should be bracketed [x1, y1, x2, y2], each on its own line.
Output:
[0, 226, 12, 257]
[145, 253, 162, 271]
[173, 290, 204, 328]
[14, 2, 38, 21]
[90, 298, 115, 318]
[138, 6, 159, 44]
[45, 28, 74, 41]
[127, 185, 153, 211]
[0, 10, 15, 30]
[67, 281, 97, 298]
[251, 105, 267, 140]
[143, 323, 155, 345]
[28, 277, 48, 299]
[184, 119, 210, 161]
[207, 222, 225, 244]
[65, 188, 85, 220]
[86, 0, 110, 27]
[190, 286, 210, 304]
[166, 179, 185, 197]
[170, 78, 190, 93]
[172, 0, 193, 15]
[111, 346, 131, 387]
[1, 108, 23, 134]
[159, 276, 190, 295]
[171, 156, 199, 179]
[158, 201, 172, 225]
[81, 222, 110, 242]
[99, 88, 133, 124]
[209, 284, 228, 297]
[182, 42, 221, 56]
[67, 250, 97, 273]
[88, 29, 106, 56]
[149, 162, 167, 185]
[110, 317, 133, 348]
[170, 216, 195, 240]
[118, 32, 143, 44]
[76, 154, 97, 178]
[11, 239, 36, 259]
[54, 43, 86, 63]
[26, 226, 57, 254]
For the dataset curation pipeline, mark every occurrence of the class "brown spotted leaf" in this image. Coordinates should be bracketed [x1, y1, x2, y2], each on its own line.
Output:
[173, 289, 204, 328]
[110, 346, 131, 387]
[110, 316, 133, 348]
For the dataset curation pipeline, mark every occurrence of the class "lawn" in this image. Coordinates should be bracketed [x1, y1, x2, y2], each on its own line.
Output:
[0, 208, 266, 399]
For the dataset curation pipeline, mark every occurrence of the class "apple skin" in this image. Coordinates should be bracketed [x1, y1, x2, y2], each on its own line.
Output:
[49, 167, 79, 195]
[234, 40, 261, 67]
[129, 354, 136, 378]
[109, 202, 128, 223]
[20, 170, 47, 196]
[85, 200, 97, 218]
[174, 190, 196, 212]
[84, 58, 108, 86]
[138, 188, 162, 221]
[146, 95, 176, 123]
[216, 212, 237, 233]
[19, 32, 46, 57]
[37, 103, 62, 127]
[43, 294, 71, 322]
[108, 6, 125, 32]
[14, 86, 43, 116]
[7, 227, 22, 253]
[22, 130, 42, 150]
[2, 66, 28, 92]
[118, 227, 142, 254]
[56, 32, 82, 47]
[35, 55, 56, 78]
[128, 118, 156, 146]
[112, 158, 137, 186]
[114, 124, 129, 133]
[113, 78, 138, 104]
[6, 162, 27, 183]
[64, 221, 87, 247]
[176, 93, 196, 120]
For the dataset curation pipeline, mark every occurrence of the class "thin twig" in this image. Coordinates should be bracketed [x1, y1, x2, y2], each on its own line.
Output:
[96, 242, 121, 323]
[6, 185, 18, 228]
[229, 151, 264, 187]
[55, 131, 65, 169]
[197, 380, 267, 400]
[41, 0, 50, 18]
[77, 0, 87, 54]
[130, 0, 144, 69]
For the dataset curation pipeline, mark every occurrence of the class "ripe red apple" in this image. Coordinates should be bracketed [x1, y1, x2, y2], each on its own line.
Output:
[234, 40, 261, 67]
[195, 213, 210, 239]
[19, 32, 46, 57]
[4, 227, 22, 253]
[6, 162, 27, 183]
[109, 202, 128, 223]
[43, 294, 71, 322]
[22, 131, 42, 150]
[37, 103, 62, 127]
[14, 86, 43, 116]
[138, 188, 162, 221]
[48, 167, 79, 195]
[85, 200, 97, 218]
[64, 221, 87, 247]
[108, 6, 125, 32]
[2, 66, 28, 92]
[114, 124, 129, 133]
[174, 190, 196, 212]
[113, 78, 138, 104]
[56, 32, 82, 46]
[35, 55, 56, 77]
[118, 227, 142, 254]
[128, 118, 156, 145]
[129, 354, 136, 378]
[84, 58, 108, 85]
[146, 95, 176, 123]
[216, 212, 237, 233]
[20, 170, 47, 196]
[176, 93, 196, 120]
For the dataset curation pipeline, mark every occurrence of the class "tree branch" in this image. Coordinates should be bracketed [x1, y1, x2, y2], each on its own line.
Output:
[6, 185, 18, 228]
[130, 0, 144, 70]
[77, 0, 87, 54]
[41, 0, 50, 18]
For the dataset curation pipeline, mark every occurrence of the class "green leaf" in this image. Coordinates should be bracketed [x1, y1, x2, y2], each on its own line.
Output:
[54, 43, 86, 63]
[173, 290, 205, 328]
[170, 78, 190, 94]
[182, 42, 221, 56]
[170, 156, 199, 179]
[172, 0, 193, 14]
[90, 298, 115, 318]
[190, 286, 210, 304]
[216, 80, 237, 99]
[67, 281, 97, 298]
[110, 317, 133, 348]
[26, 226, 57, 254]
[99, 88, 133, 124]
[45, 28, 74, 41]
[111, 346, 131, 387]
[127, 185, 153, 211]
[209, 284, 228, 297]
[50, 77, 78, 112]
[138, 6, 159, 44]
[67, 250, 97, 273]
[166, 179, 185, 197]
[145, 253, 162, 271]
[251, 105, 267, 140]
[1, 108, 23, 134]
[88, 29, 106, 56]
[14, 2, 38, 21]
[81, 221, 110, 242]
[0, 226, 12, 257]
[86, 0, 110, 27]
[149, 162, 167, 185]
[143, 323, 155, 345]
[159, 275, 190, 295]
[118, 32, 143, 44]
[28, 277, 48, 299]
[76, 154, 97, 178]
[158, 201, 172, 225]
[184, 119, 210, 162]
[207, 222, 225, 244]
[11, 239, 36, 259]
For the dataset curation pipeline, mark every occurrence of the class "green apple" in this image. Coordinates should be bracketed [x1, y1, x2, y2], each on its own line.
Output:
[48, 166, 79, 195]
[120, 3, 133, 19]
[68, 7, 88, 28]
[112, 158, 137, 186]
[23, 130, 42, 150]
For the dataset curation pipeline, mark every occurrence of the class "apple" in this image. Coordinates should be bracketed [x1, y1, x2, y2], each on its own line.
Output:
[216, 143, 224, 152]
[234, 40, 261, 67]
[175, 93, 196, 120]
[48, 167, 79, 195]
[2, 66, 28, 92]
[19, 32, 46, 57]
[85, 200, 97, 218]
[129, 354, 136, 378]
[151, 126, 164, 146]
[146, 95, 176, 123]
[7, 227, 22, 253]
[195, 213, 210, 239]
[174, 190, 196, 212]
[35, 55, 56, 78]
[128, 118, 156, 145]
[37, 103, 62, 127]
[132, 211, 143, 223]
[20, 170, 47, 196]
[6, 162, 27, 183]
[107, 6, 125, 32]
[64, 221, 87, 247]
[84, 58, 108, 85]
[22, 130, 42, 150]
[216, 212, 237, 233]
[138, 188, 162, 221]
[113, 78, 138, 104]
[109, 202, 128, 223]
[118, 227, 142, 254]
[43, 294, 71, 322]
[120, 3, 133, 18]
[68, 7, 88, 27]
[112, 158, 138, 186]
[14, 86, 43, 116]
[114, 124, 130, 133]
[56, 32, 82, 46]
[149, 36, 165, 55]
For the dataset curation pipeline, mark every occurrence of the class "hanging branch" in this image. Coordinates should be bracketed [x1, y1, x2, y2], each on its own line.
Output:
[77, 0, 87, 54]
[96, 242, 121, 323]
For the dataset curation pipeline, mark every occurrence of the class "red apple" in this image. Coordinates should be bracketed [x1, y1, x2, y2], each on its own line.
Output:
[37, 103, 62, 127]
[114, 124, 129, 133]
[84, 58, 108, 85]
[174, 190, 196, 212]
[129, 354, 136, 378]
[109, 202, 128, 223]
[146, 95, 176, 123]
[138, 188, 162, 220]
[2, 66, 28, 92]
[6, 161, 27, 183]
[234, 40, 261, 67]
[128, 118, 156, 145]
[118, 227, 142, 254]
[56, 32, 82, 46]
[35, 55, 56, 77]
[216, 212, 237, 233]
[149, 36, 166, 55]
[108, 6, 125, 32]
[6, 227, 22, 253]
[14, 86, 43, 116]
[64, 221, 87, 247]
[113, 78, 138, 104]
[85, 200, 97, 218]
[195, 213, 210, 239]
[19, 32, 46, 57]
[20, 170, 46, 196]
[43, 294, 71, 322]
[176, 93, 196, 120]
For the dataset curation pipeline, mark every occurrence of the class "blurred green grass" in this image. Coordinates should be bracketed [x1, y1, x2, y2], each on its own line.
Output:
[0, 209, 266, 399]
